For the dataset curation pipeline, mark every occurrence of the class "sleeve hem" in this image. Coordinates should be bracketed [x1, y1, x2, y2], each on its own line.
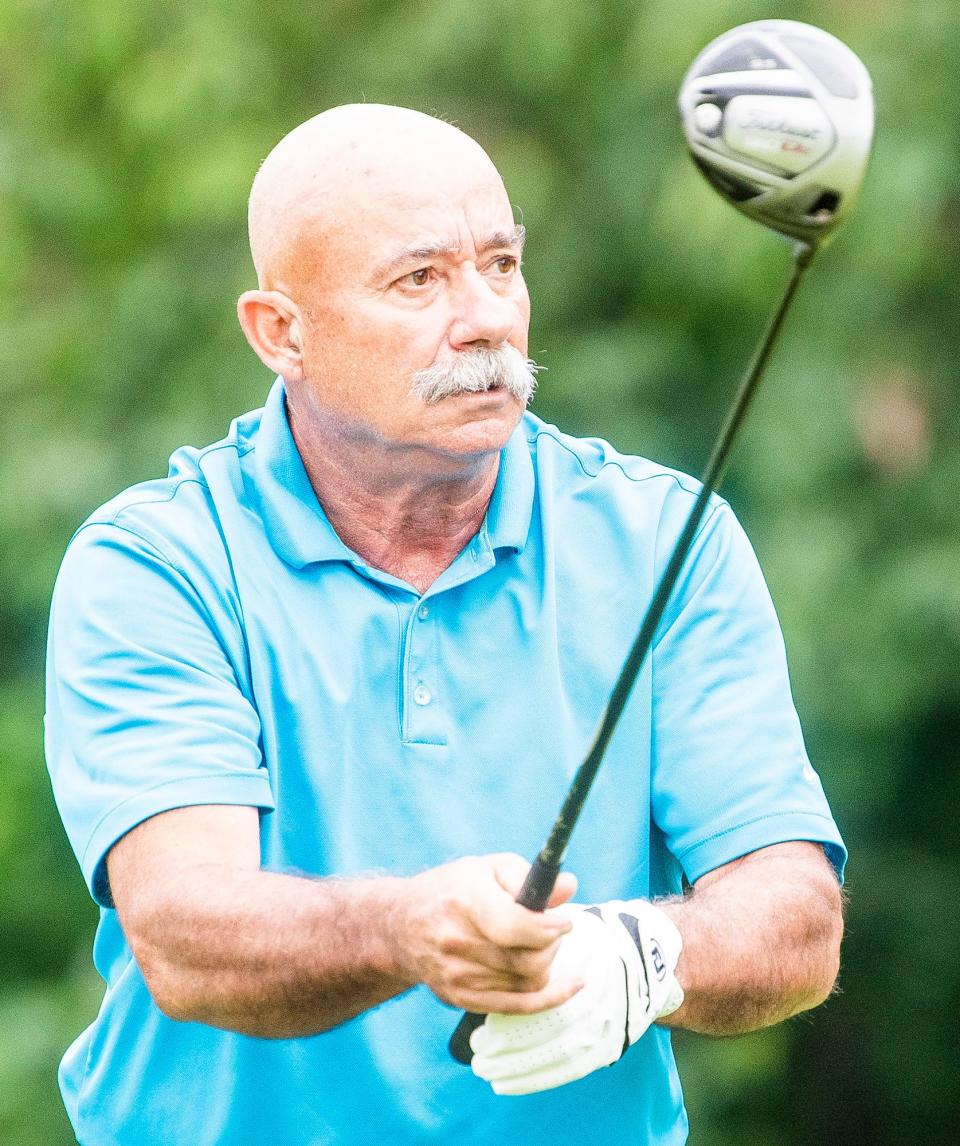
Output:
[676, 810, 847, 886]
[81, 771, 277, 907]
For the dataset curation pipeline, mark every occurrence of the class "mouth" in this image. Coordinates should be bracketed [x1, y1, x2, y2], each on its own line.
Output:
[457, 384, 508, 399]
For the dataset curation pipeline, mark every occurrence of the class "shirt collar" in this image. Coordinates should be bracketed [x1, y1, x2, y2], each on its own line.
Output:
[245, 380, 354, 569]
[246, 378, 535, 569]
[483, 412, 534, 555]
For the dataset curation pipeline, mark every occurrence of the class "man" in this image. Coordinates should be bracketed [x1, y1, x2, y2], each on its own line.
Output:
[46, 105, 845, 1144]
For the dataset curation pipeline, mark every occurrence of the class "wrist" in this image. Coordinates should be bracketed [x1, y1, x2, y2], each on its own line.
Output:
[320, 875, 418, 988]
[590, 898, 684, 1039]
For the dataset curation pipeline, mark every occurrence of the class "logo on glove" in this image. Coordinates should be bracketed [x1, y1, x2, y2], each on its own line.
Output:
[650, 941, 666, 981]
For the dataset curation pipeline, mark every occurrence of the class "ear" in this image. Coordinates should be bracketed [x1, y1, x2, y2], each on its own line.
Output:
[237, 290, 306, 382]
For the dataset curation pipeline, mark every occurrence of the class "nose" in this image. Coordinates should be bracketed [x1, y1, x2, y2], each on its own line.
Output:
[447, 267, 522, 350]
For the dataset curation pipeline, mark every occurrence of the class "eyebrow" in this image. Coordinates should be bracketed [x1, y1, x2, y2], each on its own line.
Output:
[372, 224, 527, 281]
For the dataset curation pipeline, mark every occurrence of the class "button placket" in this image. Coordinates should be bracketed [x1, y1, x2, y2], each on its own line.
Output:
[402, 597, 445, 744]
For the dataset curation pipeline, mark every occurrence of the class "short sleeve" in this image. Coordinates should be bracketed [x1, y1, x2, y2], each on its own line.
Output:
[45, 523, 274, 906]
[650, 500, 846, 883]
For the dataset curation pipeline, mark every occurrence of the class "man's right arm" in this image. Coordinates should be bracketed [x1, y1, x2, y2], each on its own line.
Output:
[107, 804, 580, 1039]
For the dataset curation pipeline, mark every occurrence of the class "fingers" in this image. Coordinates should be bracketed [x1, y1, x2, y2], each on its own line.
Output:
[490, 855, 577, 912]
[547, 871, 578, 908]
[470, 916, 630, 1095]
[458, 932, 561, 980]
[489, 852, 533, 899]
[471, 993, 589, 1057]
[438, 853, 574, 952]
[470, 991, 618, 1096]
[446, 972, 584, 1017]
[479, 1056, 596, 1097]
[480, 905, 570, 952]
[473, 1026, 595, 1092]
[394, 854, 582, 1013]
[422, 923, 583, 1012]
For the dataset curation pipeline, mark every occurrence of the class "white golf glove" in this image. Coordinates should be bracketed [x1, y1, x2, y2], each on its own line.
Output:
[470, 900, 684, 1096]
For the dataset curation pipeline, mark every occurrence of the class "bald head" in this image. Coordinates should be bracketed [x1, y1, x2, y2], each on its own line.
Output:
[248, 105, 507, 291]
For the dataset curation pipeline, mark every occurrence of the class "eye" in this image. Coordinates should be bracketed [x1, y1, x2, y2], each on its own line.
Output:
[493, 256, 518, 274]
[405, 267, 431, 287]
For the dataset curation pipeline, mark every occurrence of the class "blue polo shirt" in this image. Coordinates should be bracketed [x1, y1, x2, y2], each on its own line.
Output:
[46, 379, 845, 1145]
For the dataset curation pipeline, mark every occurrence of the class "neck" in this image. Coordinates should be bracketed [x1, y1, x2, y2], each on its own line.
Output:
[288, 406, 502, 594]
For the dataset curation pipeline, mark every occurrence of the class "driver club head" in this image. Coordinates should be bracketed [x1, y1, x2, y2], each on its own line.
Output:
[679, 20, 874, 247]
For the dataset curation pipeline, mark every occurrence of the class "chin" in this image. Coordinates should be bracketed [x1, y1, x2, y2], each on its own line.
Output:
[428, 398, 526, 459]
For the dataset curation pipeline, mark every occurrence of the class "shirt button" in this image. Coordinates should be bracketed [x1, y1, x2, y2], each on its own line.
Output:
[417, 604, 430, 621]
[470, 547, 479, 562]
[413, 684, 432, 706]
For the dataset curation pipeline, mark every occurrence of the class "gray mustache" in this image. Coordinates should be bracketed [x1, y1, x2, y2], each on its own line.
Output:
[410, 345, 544, 406]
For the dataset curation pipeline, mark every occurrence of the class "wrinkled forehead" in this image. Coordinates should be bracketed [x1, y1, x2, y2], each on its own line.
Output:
[249, 109, 515, 288]
[326, 182, 518, 307]
[325, 153, 514, 248]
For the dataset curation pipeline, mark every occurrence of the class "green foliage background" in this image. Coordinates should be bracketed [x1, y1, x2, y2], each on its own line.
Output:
[2, 0, 957, 1141]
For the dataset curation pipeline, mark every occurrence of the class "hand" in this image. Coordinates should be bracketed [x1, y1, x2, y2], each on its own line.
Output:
[470, 899, 684, 1096]
[392, 854, 581, 1015]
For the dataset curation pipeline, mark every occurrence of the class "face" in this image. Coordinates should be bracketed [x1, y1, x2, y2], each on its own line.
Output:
[286, 151, 532, 463]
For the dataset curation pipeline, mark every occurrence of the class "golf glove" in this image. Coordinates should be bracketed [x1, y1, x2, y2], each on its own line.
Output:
[470, 899, 683, 1096]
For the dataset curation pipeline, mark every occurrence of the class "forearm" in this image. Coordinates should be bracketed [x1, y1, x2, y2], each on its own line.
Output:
[109, 807, 581, 1039]
[658, 842, 844, 1036]
[126, 865, 415, 1038]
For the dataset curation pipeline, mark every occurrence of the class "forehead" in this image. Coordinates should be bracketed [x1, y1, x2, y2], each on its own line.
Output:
[251, 108, 524, 290]
[325, 160, 516, 264]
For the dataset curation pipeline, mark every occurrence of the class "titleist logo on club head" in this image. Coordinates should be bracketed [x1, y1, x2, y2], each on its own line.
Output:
[736, 110, 822, 139]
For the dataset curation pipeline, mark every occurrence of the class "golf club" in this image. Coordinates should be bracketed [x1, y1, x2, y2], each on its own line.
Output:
[450, 19, 873, 1066]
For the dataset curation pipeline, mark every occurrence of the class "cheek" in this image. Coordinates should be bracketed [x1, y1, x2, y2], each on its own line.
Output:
[301, 292, 462, 403]
[510, 290, 531, 355]
[301, 315, 436, 416]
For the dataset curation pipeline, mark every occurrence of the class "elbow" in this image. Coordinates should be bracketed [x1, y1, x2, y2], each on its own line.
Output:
[152, 988, 197, 1026]
[795, 876, 845, 1014]
[814, 904, 844, 1006]
[138, 954, 263, 1034]
[119, 906, 217, 1026]
[134, 944, 204, 1025]
[799, 945, 840, 1013]
[114, 886, 242, 1029]
[132, 941, 322, 1039]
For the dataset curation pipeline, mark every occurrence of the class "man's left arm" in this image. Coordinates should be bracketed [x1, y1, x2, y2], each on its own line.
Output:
[471, 500, 845, 1093]
[470, 839, 842, 1095]
[659, 839, 843, 1035]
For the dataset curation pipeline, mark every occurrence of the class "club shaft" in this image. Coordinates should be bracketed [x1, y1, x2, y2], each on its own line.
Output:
[536, 239, 815, 871]
[449, 240, 815, 1065]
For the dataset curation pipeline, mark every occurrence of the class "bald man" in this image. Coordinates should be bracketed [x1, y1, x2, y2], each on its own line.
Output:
[46, 105, 845, 1145]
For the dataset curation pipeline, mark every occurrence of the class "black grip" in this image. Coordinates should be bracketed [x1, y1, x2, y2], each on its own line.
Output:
[514, 855, 562, 911]
[448, 1010, 485, 1064]
[448, 855, 562, 1064]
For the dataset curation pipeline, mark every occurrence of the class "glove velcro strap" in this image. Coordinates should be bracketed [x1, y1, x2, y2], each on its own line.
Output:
[589, 900, 684, 1045]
